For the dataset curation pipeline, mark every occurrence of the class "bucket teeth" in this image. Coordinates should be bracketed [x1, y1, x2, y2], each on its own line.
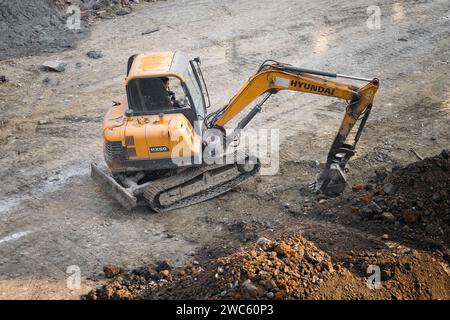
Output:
[308, 163, 347, 196]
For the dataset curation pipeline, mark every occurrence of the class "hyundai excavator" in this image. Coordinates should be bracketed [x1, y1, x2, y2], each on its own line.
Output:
[91, 51, 379, 212]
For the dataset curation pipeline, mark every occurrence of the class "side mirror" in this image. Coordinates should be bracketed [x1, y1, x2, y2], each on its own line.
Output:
[125, 110, 133, 117]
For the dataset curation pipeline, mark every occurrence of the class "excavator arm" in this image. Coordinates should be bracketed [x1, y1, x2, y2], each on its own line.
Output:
[207, 61, 379, 195]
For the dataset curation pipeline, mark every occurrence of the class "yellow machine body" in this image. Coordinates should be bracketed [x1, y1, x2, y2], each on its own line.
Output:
[102, 51, 206, 174]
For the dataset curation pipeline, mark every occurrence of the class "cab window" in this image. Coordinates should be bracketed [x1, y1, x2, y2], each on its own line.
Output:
[127, 76, 190, 114]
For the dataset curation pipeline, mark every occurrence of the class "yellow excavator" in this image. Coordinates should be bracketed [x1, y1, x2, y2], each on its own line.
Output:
[91, 51, 379, 212]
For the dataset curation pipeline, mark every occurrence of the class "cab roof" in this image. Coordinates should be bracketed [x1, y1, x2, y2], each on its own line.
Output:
[125, 51, 189, 84]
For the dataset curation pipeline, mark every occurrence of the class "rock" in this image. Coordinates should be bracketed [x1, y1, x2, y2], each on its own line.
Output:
[155, 260, 171, 272]
[381, 212, 396, 223]
[217, 267, 224, 275]
[266, 291, 274, 299]
[41, 60, 66, 72]
[425, 223, 443, 236]
[116, 8, 131, 16]
[383, 183, 396, 195]
[361, 261, 369, 271]
[0, 75, 7, 83]
[369, 201, 383, 214]
[256, 237, 272, 248]
[103, 265, 123, 278]
[159, 269, 171, 279]
[37, 119, 49, 125]
[401, 210, 419, 225]
[87, 50, 103, 59]
[441, 149, 449, 159]
[381, 234, 389, 240]
[381, 268, 393, 280]
[318, 199, 326, 204]
[359, 192, 374, 203]
[352, 184, 368, 192]
[193, 260, 199, 265]
[274, 241, 292, 257]
[240, 279, 259, 298]
[432, 192, 441, 202]
[361, 205, 373, 218]
[95, 10, 108, 18]
[43, 77, 60, 86]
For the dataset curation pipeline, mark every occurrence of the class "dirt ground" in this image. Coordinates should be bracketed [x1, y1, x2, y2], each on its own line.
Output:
[0, 0, 449, 299]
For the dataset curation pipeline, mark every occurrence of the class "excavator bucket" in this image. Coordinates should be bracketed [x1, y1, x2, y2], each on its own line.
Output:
[308, 163, 347, 196]
[90, 163, 138, 210]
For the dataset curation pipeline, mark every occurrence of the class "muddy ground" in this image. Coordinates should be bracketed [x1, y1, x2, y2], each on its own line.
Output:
[0, 0, 449, 299]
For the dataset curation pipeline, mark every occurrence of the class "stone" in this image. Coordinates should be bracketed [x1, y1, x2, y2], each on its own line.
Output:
[155, 260, 171, 272]
[381, 212, 396, 223]
[103, 265, 123, 278]
[381, 234, 389, 240]
[369, 201, 383, 214]
[43, 77, 60, 86]
[274, 241, 291, 257]
[159, 269, 170, 279]
[352, 184, 368, 192]
[401, 210, 419, 225]
[256, 237, 272, 248]
[240, 279, 259, 298]
[41, 60, 66, 72]
[383, 183, 396, 195]
[432, 192, 442, 202]
[87, 50, 103, 59]
[116, 8, 131, 16]
[359, 192, 374, 203]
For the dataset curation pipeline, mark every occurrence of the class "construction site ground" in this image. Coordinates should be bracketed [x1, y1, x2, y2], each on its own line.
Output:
[0, 0, 449, 299]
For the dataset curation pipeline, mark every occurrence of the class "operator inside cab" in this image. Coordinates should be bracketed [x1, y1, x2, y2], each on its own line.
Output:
[159, 77, 182, 109]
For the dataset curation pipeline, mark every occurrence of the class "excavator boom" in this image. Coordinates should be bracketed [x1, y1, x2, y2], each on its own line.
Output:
[207, 61, 379, 195]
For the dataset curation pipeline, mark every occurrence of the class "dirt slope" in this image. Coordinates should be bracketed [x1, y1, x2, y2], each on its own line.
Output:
[84, 152, 450, 300]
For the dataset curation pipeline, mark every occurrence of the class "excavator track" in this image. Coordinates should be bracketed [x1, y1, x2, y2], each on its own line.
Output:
[143, 153, 260, 212]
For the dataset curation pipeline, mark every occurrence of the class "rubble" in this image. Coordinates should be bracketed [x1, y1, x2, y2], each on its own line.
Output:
[351, 150, 449, 240]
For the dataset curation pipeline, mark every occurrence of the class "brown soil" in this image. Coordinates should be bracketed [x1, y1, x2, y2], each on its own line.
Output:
[85, 152, 450, 300]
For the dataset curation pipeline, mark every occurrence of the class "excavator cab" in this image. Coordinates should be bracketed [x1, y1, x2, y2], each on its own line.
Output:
[125, 52, 209, 120]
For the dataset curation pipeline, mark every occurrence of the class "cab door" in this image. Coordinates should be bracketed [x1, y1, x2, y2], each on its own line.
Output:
[186, 59, 209, 123]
